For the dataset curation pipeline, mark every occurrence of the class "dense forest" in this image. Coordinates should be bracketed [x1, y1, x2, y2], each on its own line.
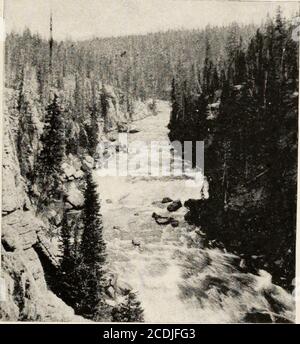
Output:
[3, 6, 298, 322]
[5, 23, 256, 101]
[169, 9, 298, 289]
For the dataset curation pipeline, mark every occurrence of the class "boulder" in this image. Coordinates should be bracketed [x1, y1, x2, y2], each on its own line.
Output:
[152, 212, 171, 225]
[170, 219, 179, 228]
[66, 182, 84, 209]
[152, 212, 178, 227]
[167, 200, 182, 212]
[82, 155, 95, 170]
[1, 227, 22, 252]
[106, 286, 116, 299]
[1, 210, 42, 250]
[184, 199, 204, 225]
[162, 197, 173, 204]
[61, 163, 76, 180]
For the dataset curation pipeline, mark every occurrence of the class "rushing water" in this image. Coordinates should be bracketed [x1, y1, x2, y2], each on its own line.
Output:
[95, 101, 294, 323]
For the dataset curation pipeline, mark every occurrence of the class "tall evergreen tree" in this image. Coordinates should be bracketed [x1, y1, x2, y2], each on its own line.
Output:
[16, 67, 35, 182]
[57, 209, 78, 306]
[77, 171, 108, 319]
[202, 37, 213, 96]
[36, 93, 65, 204]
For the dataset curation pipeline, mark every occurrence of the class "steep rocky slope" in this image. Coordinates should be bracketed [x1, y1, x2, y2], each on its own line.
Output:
[1, 85, 154, 321]
[1, 112, 85, 321]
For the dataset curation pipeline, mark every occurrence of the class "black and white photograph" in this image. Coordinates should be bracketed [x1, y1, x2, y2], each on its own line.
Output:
[0, 0, 299, 324]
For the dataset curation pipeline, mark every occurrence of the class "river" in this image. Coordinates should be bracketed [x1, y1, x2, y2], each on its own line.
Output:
[95, 101, 294, 323]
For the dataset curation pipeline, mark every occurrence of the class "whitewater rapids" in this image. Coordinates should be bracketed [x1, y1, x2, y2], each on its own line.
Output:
[95, 101, 294, 323]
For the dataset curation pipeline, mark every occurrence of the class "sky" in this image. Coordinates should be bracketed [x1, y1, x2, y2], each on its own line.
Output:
[4, 0, 300, 40]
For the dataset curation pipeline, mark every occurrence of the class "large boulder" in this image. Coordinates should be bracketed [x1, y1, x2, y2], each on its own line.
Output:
[106, 286, 116, 299]
[1, 210, 43, 251]
[61, 163, 77, 180]
[152, 212, 171, 225]
[1, 226, 22, 252]
[170, 219, 179, 228]
[167, 200, 182, 212]
[152, 213, 179, 228]
[66, 182, 84, 209]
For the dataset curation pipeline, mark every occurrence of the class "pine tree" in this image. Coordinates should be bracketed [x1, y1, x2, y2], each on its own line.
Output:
[86, 82, 100, 156]
[77, 171, 108, 319]
[59, 210, 74, 275]
[100, 89, 109, 132]
[226, 22, 241, 63]
[202, 37, 213, 96]
[58, 209, 78, 306]
[169, 77, 178, 132]
[112, 291, 144, 322]
[49, 11, 53, 74]
[37, 93, 65, 204]
[86, 109, 100, 157]
[16, 68, 34, 181]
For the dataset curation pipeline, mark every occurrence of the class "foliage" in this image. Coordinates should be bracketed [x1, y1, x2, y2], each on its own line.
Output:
[169, 10, 298, 289]
[112, 292, 145, 322]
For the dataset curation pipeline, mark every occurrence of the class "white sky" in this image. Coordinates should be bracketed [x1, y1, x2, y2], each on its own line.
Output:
[4, 0, 300, 40]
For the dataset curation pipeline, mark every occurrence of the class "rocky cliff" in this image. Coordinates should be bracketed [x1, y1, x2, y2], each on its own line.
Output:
[1, 111, 85, 321]
[1, 84, 154, 321]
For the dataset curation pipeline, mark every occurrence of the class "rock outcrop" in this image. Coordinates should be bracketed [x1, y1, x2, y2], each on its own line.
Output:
[1, 106, 84, 322]
[167, 200, 182, 212]
[65, 182, 84, 210]
[1, 83, 154, 321]
[152, 212, 179, 228]
[2, 115, 28, 216]
[101, 84, 156, 132]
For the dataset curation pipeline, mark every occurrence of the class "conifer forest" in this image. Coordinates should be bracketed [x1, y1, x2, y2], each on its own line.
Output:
[1, 1, 299, 323]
